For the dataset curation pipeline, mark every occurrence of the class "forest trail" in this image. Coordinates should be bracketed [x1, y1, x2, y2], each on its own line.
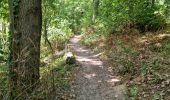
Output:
[69, 35, 127, 100]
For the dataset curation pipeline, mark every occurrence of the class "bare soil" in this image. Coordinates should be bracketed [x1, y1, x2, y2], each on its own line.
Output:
[69, 35, 127, 100]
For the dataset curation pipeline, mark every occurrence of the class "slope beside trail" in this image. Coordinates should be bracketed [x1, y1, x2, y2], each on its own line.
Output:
[68, 35, 127, 100]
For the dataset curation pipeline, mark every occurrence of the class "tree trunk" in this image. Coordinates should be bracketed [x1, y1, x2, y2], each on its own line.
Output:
[92, 0, 99, 24]
[9, 0, 42, 99]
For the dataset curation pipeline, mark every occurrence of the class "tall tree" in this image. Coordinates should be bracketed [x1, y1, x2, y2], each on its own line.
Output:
[9, 0, 42, 99]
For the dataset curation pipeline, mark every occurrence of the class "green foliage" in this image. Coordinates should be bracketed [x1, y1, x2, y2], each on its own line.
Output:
[0, 32, 9, 62]
[0, 0, 9, 62]
[81, 33, 101, 46]
[134, 1, 166, 32]
[36, 0, 170, 37]
[0, 0, 9, 97]
[0, 0, 8, 20]
[153, 93, 163, 100]
[128, 85, 138, 97]
[98, 0, 169, 33]
[0, 0, 169, 99]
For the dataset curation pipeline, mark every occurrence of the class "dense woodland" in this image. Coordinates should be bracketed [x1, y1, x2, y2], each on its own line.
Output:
[0, 0, 170, 99]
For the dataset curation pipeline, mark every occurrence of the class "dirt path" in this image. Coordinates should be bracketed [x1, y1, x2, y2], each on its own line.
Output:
[69, 35, 127, 100]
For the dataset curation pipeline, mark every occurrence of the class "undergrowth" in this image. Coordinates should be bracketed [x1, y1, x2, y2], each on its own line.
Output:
[81, 30, 170, 99]
[31, 57, 76, 99]
[0, 64, 8, 99]
[80, 30, 105, 53]
[0, 31, 75, 99]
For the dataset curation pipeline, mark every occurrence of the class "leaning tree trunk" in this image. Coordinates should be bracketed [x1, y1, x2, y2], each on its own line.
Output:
[43, 6, 53, 53]
[44, 18, 53, 53]
[151, 0, 155, 8]
[92, 0, 99, 24]
[8, 0, 42, 99]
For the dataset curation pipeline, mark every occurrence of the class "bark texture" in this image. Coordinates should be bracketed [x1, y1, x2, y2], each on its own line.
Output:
[9, 0, 42, 99]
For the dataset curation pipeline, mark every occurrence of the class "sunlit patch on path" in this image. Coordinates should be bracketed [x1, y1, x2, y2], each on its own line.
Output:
[69, 35, 127, 100]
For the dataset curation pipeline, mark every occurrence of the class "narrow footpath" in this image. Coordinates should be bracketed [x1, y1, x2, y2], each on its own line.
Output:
[69, 35, 127, 100]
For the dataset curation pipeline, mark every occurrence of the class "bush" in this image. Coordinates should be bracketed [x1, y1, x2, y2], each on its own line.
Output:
[99, 0, 167, 33]
[135, 7, 166, 32]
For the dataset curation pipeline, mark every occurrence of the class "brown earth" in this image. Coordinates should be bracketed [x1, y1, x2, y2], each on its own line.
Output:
[69, 35, 127, 100]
